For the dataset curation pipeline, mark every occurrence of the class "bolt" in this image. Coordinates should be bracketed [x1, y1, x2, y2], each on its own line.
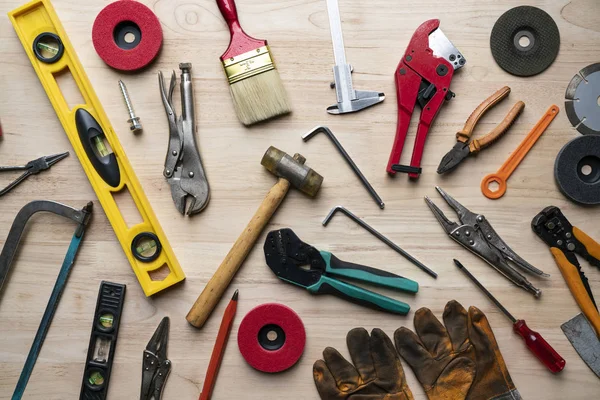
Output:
[118, 80, 142, 133]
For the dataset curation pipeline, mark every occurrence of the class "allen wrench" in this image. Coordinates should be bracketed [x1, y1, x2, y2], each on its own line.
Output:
[303, 126, 384, 209]
[322, 206, 437, 278]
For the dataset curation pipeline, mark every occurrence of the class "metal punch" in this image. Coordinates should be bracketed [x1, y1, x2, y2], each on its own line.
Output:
[141, 317, 171, 400]
[0, 152, 69, 197]
[425, 186, 546, 297]
[302, 126, 384, 209]
[159, 63, 210, 216]
[325, 0, 384, 114]
[323, 206, 437, 278]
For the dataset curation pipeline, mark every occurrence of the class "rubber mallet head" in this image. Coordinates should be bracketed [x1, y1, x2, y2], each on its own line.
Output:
[261, 146, 323, 197]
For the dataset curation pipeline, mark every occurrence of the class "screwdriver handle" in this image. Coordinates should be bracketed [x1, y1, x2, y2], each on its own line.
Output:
[513, 320, 565, 373]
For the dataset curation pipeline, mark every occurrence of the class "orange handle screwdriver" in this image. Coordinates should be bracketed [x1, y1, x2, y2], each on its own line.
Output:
[481, 105, 559, 199]
[455, 259, 565, 373]
[199, 290, 238, 400]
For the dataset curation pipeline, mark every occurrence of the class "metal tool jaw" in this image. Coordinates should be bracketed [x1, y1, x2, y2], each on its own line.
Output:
[141, 317, 171, 400]
[532, 206, 599, 306]
[325, 0, 384, 114]
[387, 20, 465, 178]
[159, 63, 210, 216]
[328, 68, 386, 114]
[264, 228, 324, 289]
[0, 152, 69, 197]
[437, 141, 470, 174]
[426, 186, 543, 297]
[532, 206, 600, 269]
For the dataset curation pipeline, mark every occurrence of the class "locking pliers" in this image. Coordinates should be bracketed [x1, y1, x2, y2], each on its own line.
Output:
[159, 63, 210, 216]
[425, 186, 546, 297]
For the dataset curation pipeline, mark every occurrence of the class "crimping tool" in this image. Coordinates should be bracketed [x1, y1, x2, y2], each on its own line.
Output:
[264, 228, 418, 315]
[387, 20, 465, 178]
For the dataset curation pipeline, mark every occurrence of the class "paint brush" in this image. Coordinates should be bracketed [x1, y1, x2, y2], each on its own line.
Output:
[216, 0, 291, 125]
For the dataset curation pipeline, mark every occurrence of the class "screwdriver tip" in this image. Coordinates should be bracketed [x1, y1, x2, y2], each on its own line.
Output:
[232, 289, 239, 301]
[453, 259, 464, 269]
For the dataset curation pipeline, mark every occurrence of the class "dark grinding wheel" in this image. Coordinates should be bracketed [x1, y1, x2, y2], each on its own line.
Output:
[490, 6, 560, 77]
[555, 135, 600, 205]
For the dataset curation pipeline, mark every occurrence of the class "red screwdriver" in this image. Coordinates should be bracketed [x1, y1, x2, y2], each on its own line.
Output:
[454, 259, 565, 373]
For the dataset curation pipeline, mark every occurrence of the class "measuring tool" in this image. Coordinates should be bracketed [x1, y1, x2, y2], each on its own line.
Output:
[0, 200, 93, 399]
[454, 259, 565, 373]
[80, 281, 126, 399]
[481, 105, 559, 199]
[9, 0, 184, 296]
[325, 0, 384, 114]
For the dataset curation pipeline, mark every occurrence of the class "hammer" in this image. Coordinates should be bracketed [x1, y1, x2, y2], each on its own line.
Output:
[186, 146, 323, 328]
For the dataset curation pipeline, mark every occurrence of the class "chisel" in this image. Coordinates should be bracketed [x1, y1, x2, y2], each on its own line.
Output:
[454, 259, 565, 373]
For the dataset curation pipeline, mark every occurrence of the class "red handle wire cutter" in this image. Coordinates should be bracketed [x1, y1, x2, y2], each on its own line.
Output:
[387, 20, 466, 178]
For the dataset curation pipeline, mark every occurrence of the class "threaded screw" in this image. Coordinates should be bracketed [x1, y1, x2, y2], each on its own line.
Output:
[118, 80, 142, 133]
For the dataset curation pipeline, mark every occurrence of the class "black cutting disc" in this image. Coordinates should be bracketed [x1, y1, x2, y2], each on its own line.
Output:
[490, 6, 560, 77]
[555, 135, 600, 205]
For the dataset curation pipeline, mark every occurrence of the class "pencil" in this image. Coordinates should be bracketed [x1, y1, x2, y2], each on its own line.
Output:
[199, 290, 239, 400]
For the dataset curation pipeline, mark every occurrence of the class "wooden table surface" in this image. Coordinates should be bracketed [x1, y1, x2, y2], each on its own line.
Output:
[1, 0, 599, 398]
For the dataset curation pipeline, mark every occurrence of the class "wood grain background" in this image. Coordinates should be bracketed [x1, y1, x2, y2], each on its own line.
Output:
[1, 0, 599, 398]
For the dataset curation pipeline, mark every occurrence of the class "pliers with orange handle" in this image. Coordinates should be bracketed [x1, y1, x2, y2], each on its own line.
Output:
[532, 206, 600, 336]
[437, 86, 524, 174]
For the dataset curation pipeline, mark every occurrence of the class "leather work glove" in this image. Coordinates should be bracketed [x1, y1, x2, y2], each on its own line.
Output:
[313, 328, 414, 400]
[394, 300, 521, 400]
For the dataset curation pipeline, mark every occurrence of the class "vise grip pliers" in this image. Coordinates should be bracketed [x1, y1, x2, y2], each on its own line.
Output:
[141, 317, 171, 400]
[159, 63, 210, 216]
[387, 20, 465, 178]
[425, 186, 546, 297]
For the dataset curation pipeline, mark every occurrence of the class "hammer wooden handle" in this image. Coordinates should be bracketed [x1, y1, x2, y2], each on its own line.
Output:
[186, 178, 291, 328]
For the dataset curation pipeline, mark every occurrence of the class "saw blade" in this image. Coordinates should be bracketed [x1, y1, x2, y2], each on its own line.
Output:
[561, 313, 600, 378]
[565, 63, 600, 135]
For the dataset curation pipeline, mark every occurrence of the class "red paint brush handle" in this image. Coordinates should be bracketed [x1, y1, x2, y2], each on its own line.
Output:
[217, 0, 266, 60]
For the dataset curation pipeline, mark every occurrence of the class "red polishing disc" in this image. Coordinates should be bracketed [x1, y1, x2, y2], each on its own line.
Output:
[92, 0, 163, 71]
[238, 303, 306, 373]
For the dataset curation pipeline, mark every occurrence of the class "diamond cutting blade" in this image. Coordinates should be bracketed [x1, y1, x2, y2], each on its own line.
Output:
[565, 63, 600, 135]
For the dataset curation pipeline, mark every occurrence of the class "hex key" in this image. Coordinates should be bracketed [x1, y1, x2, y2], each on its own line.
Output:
[323, 205, 437, 278]
[303, 126, 384, 209]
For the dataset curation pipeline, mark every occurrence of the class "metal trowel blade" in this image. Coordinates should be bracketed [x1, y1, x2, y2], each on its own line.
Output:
[561, 313, 600, 378]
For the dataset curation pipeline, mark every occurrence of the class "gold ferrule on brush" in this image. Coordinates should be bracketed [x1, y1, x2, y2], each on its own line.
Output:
[223, 46, 275, 85]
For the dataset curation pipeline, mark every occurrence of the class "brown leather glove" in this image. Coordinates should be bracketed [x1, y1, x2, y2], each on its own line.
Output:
[313, 328, 414, 400]
[394, 300, 521, 400]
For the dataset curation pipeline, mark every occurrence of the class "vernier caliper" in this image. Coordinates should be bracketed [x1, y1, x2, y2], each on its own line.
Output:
[326, 0, 385, 114]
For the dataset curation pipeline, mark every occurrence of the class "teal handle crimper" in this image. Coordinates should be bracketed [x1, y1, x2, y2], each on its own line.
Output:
[263, 228, 418, 315]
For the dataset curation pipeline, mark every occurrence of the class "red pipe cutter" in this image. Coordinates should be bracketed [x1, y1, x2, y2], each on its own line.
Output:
[387, 20, 466, 178]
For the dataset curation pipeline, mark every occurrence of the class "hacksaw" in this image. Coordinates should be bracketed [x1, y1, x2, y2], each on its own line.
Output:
[8, 0, 185, 296]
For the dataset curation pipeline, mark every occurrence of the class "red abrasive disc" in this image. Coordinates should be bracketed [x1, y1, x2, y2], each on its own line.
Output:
[92, 0, 163, 71]
[238, 303, 306, 373]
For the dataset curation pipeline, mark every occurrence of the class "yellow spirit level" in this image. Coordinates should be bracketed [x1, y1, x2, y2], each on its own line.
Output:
[9, 0, 185, 296]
